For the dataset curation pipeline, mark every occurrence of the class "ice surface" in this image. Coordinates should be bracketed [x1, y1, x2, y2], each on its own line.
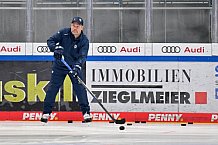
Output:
[0, 121, 217, 145]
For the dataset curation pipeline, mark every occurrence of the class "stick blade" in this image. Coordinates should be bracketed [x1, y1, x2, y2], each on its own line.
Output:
[115, 118, 126, 124]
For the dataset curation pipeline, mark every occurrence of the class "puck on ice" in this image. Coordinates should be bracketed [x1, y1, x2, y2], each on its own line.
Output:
[119, 126, 125, 130]
[68, 120, 73, 123]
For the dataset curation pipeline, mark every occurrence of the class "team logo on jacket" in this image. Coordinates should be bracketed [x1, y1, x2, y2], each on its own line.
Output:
[74, 45, 77, 49]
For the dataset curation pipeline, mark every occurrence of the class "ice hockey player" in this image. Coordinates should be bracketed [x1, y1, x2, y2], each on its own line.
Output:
[40, 16, 92, 124]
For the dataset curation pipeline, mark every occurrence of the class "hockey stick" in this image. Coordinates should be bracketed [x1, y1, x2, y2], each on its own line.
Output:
[61, 58, 126, 124]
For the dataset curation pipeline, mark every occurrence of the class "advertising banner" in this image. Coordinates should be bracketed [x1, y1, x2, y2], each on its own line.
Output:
[1, 111, 218, 123]
[32, 43, 93, 56]
[92, 43, 145, 56]
[1, 42, 218, 123]
[32, 43, 52, 56]
[0, 43, 26, 55]
[0, 62, 80, 112]
[86, 61, 218, 113]
[0, 42, 217, 56]
[212, 43, 218, 56]
[152, 43, 212, 56]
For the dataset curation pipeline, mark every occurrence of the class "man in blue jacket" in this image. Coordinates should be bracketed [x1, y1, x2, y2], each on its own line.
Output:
[41, 16, 91, 123]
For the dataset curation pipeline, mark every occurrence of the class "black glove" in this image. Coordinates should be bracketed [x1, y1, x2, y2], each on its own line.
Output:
[54, 46, 64, 60]
[71, 65, 81, 77]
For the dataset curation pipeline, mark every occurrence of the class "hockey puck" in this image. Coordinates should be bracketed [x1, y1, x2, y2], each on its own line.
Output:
[119, 126, 125, 130]
[181, 123, 186, 126]
[127, 123, 132, 126]
[68, 120, 73, 123]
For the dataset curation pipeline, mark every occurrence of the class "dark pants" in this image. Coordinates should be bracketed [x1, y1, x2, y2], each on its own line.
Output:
[43, 65, 90, 115]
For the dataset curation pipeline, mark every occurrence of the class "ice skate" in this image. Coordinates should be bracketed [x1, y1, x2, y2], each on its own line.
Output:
[40, 114, 50, 125]
[83, 113, 92, 123]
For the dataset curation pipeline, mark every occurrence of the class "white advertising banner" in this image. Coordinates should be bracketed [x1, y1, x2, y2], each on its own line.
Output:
[32, 43, 93, 56]
[92, 43, 145, 56]
[212, 43, 218, 56]
[152, 43, 212, 56]
[0, 43, 26, 55]
[32, 43, 53, 56]
[1, 42, 218, 56]
[86, 61, 218, 112]
[88, 43, 93, 56]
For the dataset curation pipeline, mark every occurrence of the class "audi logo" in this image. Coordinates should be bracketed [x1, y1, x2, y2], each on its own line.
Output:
[37, 46, 50, 53]
[161, 46, 181, 53]
[97, 46, 117, 53]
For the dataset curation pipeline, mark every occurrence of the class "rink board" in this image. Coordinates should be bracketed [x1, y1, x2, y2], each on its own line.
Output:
[1, 43, 218, 123]
[0, 111, 218, 123]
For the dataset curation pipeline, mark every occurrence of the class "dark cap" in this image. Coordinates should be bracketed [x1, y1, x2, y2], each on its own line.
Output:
[71, 16, 83, 26]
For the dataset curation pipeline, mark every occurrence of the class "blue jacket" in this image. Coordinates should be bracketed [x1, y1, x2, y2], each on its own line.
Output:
[47, 28, 89, 68]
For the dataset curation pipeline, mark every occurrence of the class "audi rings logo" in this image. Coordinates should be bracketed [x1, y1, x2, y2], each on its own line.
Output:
[97, 46, 117, 53]
[37, 46, 50, 53]
[161, 46, 181, 53]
